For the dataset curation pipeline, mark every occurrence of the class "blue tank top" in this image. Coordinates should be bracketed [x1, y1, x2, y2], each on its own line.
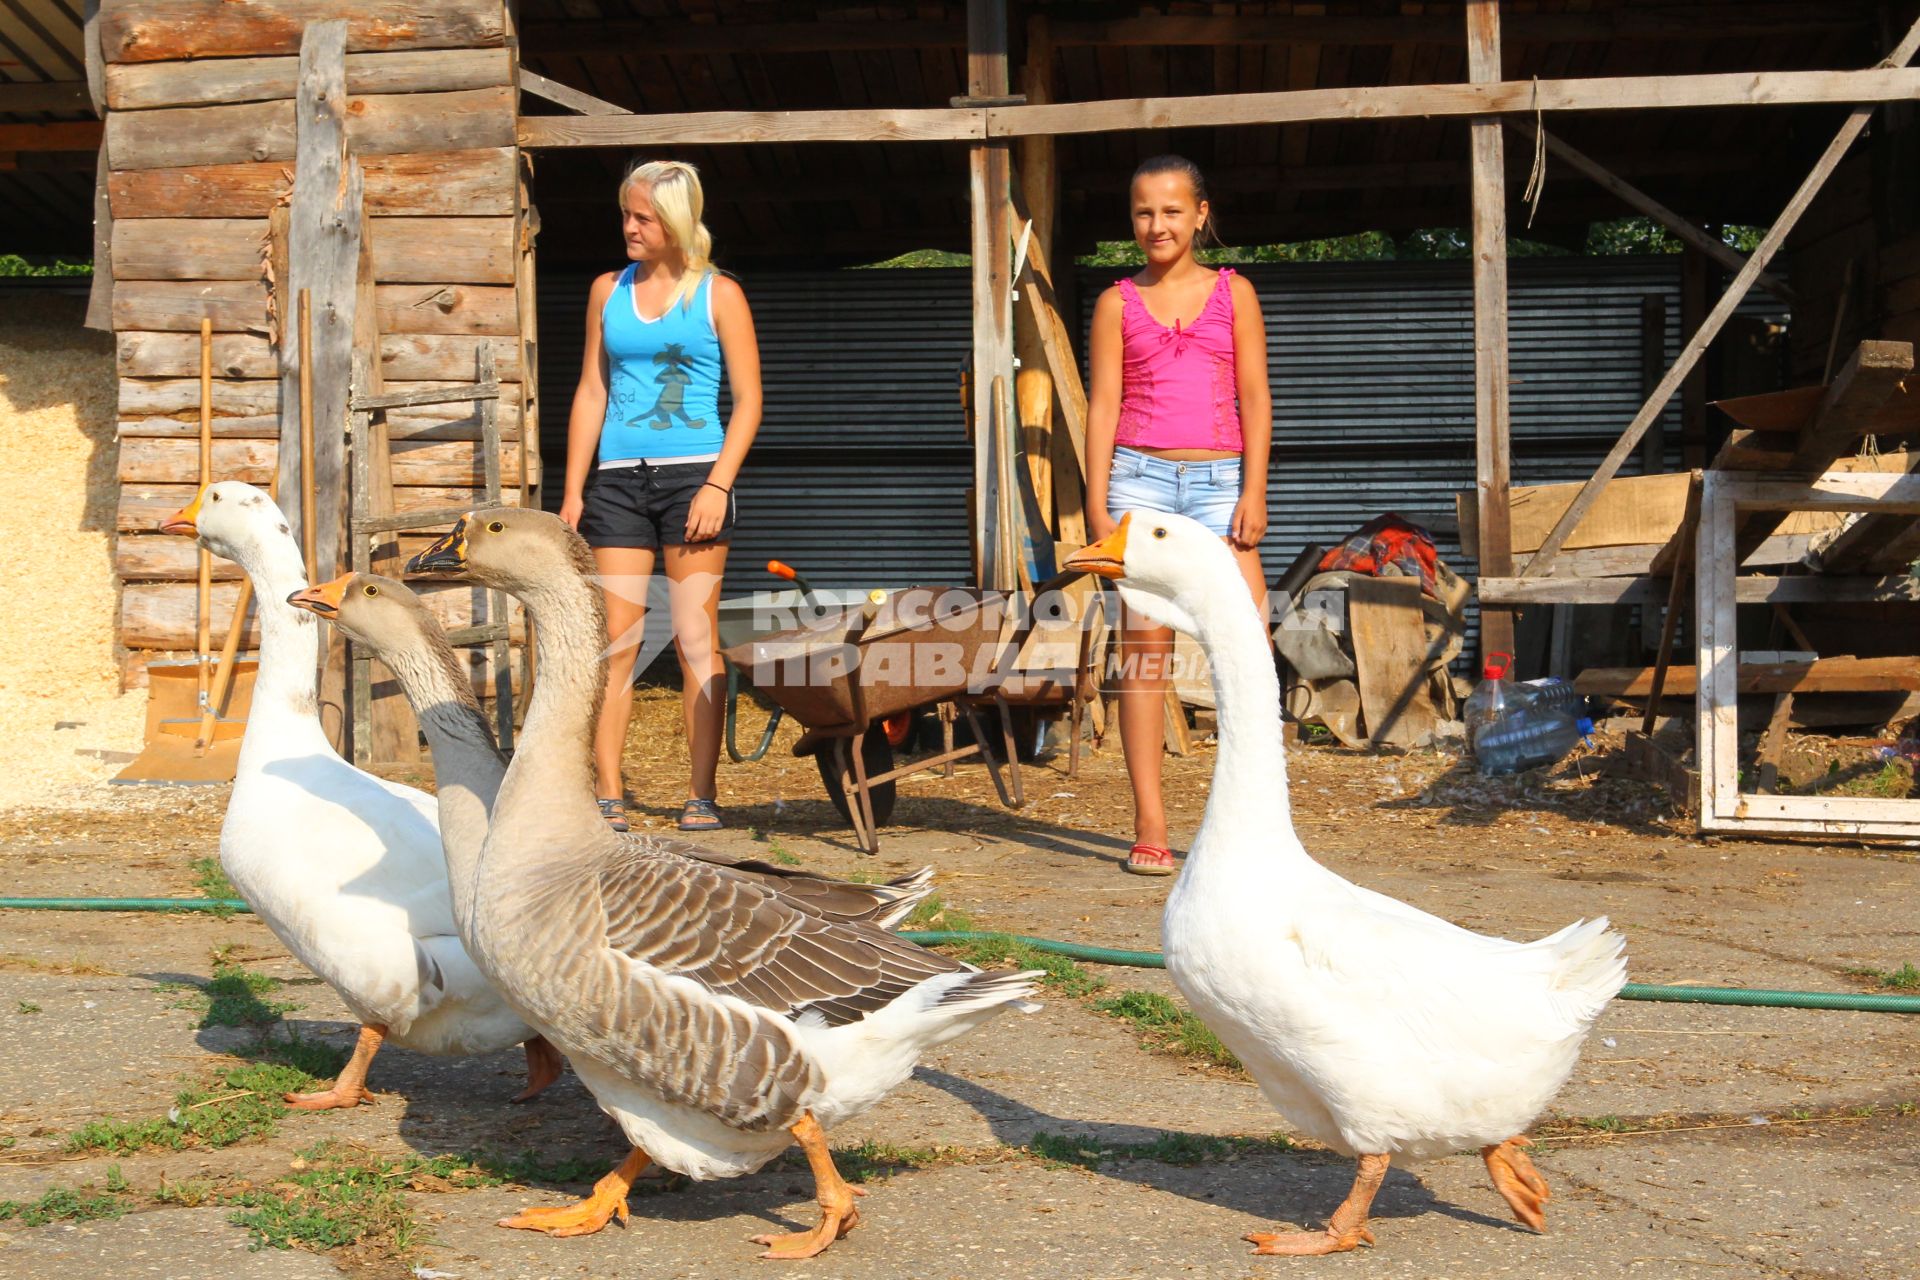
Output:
[598, 266, 725, 461]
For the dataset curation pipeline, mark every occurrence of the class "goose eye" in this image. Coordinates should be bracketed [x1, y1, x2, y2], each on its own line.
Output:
[210, 492, 222, 502]
[1153, 526, 1168, 539]
[362, 583, 379, 597]
[487, 520, 505, 533]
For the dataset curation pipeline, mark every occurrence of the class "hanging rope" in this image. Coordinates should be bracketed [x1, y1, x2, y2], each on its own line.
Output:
[1520, 77, 1548, 228]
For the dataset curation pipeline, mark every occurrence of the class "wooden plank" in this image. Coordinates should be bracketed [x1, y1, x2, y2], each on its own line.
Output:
[119, 377, 278, 417]
[1508, 119, 1796, 302]
[1724, 470, 1920, 513]
[1579, 657, 1920, 697]
[99, 1, 506, 63]
[117, 409, 520, 443]
[105, 47, 511, 109]
[1477, 574, 1920, 606]
[118, 483, 514, 533]
[109, 148, 516, 218]
[111, 215, 514, 284]
[969, 0, 1014, 590]
[0, 122, 103, 152]
[1521, 17, 1920, 578]
[1467, 0, 1513, 662]
[519, 68, 630, 116]
[112, 280, 269, 332]
[353, 381, 499, 411]
[106, 86, 514, 171]
[520, 106, 982, 148]
[376, 284, 518, 335]
[119, 436, 522, 488]
[979, 69, 1920, 139]
[0, 80, 91, 113]
[117, 330, 522, 381]
[1348, 575, 1439, 750]
[117, 530, 448, 580]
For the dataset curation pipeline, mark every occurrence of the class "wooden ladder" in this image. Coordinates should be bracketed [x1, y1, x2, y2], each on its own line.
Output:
[346, 345, 515, 766]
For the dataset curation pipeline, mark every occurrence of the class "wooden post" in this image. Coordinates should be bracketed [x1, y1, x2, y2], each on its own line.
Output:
[968, 0, 1015, 589]
[297, 291, 317, 582]
[1467, 0, 1514, 662]
[1014, 12, 1058, 536]
[1522, 14, 1920, 579]
[195, 317, 212, 729]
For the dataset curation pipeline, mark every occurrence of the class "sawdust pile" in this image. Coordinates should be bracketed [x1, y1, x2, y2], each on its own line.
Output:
[0, 293, 145, 811]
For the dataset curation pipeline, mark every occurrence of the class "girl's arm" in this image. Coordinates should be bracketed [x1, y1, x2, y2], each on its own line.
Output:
[1082, 285, 1127, 542]
[559, 272, 619, 529]
[1229, 274, 1271, 550]
[686, 274, 763, 542]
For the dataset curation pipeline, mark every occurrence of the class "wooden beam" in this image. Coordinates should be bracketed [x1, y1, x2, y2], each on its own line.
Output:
[515, 68, 1920, 149]
[0, 121, 102, 152]
[969, 0, 1015, 590]
[0, 81, 92, 113]
[105, 47, 511, 110]
[99, 1, 507, 63]
[1578, 656, 1920, 697]
[518, 69, 631, 117]
[1477, 574, 1920, 606]
[1519, 16, 1920, 578]
[1467, 1, 1513, 663]
[1506, 118, 1796, 302]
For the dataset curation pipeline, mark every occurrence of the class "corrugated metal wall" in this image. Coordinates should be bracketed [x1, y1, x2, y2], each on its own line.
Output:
[537, 258, 1786, 604]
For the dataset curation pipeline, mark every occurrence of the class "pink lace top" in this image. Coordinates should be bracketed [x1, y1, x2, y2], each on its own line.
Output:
[1114, 267, 1243, 451]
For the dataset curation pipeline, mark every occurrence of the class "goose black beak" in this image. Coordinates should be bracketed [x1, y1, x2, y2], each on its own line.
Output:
[1063, 514, 1131, 580]
[287, 573, 355, 618]
[406, 517, 472, 576]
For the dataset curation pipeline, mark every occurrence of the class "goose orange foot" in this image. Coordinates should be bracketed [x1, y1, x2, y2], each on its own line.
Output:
[1244, 1226, 1374, 1256]
[751, 1110, 865, 1260]
[284, 1023, 384, 1110]
[510, 1035, 565, 1104]
[1483, 1137, 1551, 1232]
[498, 1147, 650, 1238]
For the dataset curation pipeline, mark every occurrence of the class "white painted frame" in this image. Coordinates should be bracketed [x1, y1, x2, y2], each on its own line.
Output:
[1696, 468, 1920, 838]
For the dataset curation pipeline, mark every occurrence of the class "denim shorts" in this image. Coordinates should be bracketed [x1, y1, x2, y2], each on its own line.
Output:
[1106, 446, 1242, 538]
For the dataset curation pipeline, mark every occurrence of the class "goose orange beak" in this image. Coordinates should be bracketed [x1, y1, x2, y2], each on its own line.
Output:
[159, 487, 207, 536]
[406, 516, 473, 575]
[287, 573, 355, 618]
[1064, 514, 1130, 579]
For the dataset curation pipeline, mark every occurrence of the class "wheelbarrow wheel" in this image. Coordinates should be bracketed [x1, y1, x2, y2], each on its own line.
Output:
[817, 725, 897, 829]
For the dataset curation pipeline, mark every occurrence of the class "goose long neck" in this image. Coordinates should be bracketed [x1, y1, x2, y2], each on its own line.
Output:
[230, 531, 325, 745]
[377, 639, 504, 915]
[492, 568, 610, 846]
[1191, 580, 1296, 853]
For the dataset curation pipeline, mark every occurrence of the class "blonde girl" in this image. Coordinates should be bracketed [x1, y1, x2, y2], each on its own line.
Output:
[560, 159, 763, 832]
[1084, 154, 1271, 875]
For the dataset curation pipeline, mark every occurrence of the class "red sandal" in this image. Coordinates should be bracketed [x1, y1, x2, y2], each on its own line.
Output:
[1124, 843, 1177, 876]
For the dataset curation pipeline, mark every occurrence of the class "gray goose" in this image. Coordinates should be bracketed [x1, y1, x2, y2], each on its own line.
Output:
[403, 510, 1041, 1259]
[284, 571, 933, 929]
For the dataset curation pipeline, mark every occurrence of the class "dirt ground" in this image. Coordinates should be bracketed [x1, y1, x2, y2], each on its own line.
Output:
[1, 687, 1917, 1280]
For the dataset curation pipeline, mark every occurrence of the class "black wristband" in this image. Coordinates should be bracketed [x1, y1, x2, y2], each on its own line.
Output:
[702, 481, 730, 496]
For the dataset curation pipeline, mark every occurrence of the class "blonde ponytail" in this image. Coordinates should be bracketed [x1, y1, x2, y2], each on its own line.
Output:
[618, 159, 714, 313]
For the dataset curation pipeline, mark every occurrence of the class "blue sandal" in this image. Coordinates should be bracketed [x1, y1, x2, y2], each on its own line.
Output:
[678, 798, 724, 831]
[597, 798, 629, 833]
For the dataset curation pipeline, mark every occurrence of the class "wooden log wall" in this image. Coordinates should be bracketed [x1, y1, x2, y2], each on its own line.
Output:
[103, 0, 537, 694]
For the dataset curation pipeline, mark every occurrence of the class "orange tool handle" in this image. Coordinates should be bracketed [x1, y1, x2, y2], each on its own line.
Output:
[766, 560, 799, 580]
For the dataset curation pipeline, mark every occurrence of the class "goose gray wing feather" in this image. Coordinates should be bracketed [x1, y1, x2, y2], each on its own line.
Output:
[595, 845, 968, 1027]
[622, 832, 934, 926]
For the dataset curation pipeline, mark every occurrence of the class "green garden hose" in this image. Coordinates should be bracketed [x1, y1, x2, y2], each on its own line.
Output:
[1, 901, 1914, 1014]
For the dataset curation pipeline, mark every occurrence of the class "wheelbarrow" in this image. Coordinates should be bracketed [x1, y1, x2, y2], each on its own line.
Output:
[716, 560, 865, 765]
[720, 572, 1084, 852]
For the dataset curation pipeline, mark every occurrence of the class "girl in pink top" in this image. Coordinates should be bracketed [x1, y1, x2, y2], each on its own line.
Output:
[1085, 155, 1272, 876]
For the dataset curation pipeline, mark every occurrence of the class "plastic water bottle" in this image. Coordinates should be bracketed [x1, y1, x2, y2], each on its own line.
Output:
[1475, 710, 1594, 776]
[1515, 676, 1584, 718]
[1463, 652, 1517, 745]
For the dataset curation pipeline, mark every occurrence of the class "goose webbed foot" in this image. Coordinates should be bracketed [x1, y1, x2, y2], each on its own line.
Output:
[497, 1146, 650, 1237]
[1247, 1151, 1388, 1256]
[750, 1111, 865, 1260]
[510, 1035, 565, 1104]
[283, 1023, 384, 1110]
[1483, 1136, 1551, 1232]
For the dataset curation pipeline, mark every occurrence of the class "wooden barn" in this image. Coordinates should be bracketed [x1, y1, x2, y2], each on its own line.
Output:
[6, 1, 1919, 811]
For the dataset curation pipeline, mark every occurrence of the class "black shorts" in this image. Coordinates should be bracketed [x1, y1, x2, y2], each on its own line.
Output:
[578, 459, 736, 550]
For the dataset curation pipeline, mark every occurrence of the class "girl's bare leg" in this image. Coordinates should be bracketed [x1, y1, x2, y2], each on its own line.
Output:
[592, 545, 657, 802]
[665, 542, 730, 802]
[1116, 603, 1174, 852]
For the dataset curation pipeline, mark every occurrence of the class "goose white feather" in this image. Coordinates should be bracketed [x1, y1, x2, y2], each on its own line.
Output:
[162, 482, 541, 1106]
[1067, 512, 1626, 1253]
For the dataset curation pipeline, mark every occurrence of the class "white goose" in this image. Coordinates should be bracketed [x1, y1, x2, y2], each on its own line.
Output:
[282, 570, 936, 927]
[1066, 513, 1626, 1256]
[403, 509, 1041, 1259]
[160, 482, 559, 1107]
